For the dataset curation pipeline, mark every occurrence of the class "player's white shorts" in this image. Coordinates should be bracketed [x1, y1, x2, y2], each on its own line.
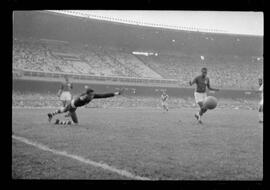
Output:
[60, 91, 72, 101]
[260, 99, 263, 106]
[161, 101, 168, 107]
[194, 92, 207, 104]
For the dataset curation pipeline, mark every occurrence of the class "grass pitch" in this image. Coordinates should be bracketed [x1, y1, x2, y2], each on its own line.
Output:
[12, 107, 263, 180]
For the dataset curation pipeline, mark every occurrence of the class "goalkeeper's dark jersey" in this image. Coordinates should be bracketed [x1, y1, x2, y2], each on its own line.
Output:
[73, 92, 115, 108]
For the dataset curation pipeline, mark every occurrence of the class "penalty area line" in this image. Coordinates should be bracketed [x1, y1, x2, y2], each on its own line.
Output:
[12, 135, 151, 180]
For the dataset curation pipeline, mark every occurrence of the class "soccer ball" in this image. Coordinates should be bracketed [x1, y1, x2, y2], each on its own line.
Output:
[204, 96, 217, 110]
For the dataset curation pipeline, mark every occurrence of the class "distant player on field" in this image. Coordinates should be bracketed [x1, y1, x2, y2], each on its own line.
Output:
[48, 88, 123, 125]
[58, 76, 73, 117]
[189, 67, 219, 124]
[161, 91, 169, 112]
[258, 78, 263, 123]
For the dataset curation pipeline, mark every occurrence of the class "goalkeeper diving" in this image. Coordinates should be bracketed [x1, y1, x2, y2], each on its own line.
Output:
[47, 87, 123, 125]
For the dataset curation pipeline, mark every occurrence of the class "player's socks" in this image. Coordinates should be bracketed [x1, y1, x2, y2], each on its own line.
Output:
[47, 113, 53, 122]
[54, 119, 72, 125]
[51, 109, 61, 116]
[61, 120, 72, 125]
[195, 112, 202, 124]
[195, 113, 201, 121]
[54, 118, 60, 124]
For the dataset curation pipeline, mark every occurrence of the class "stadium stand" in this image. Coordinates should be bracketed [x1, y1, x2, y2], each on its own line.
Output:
[137, 53, 263, 89]
[105, 48, 163, 78]
[13, 38, 162, 78]
[13, 37, 263, 90]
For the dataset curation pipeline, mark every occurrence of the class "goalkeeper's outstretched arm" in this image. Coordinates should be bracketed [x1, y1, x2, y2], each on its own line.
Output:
[93, 91, 122, 99]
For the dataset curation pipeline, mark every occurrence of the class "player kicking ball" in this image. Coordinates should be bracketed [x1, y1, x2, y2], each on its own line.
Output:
[189, 67, 219, 124]
[161, 91, 169, 112]
[47, 88, 123, 125]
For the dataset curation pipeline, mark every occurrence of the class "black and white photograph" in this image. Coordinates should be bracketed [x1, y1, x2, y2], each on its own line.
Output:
[12, 10, 263, 181]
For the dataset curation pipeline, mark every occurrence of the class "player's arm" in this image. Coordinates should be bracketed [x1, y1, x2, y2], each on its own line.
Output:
[93, 91, 122, 99]
[189, 77, 197, 86]
[207, 78, 219, 91]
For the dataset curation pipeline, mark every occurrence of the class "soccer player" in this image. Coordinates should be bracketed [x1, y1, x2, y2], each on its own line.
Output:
[58, 76, 73, 107]
[58, 76, 73, 117]
[258, 78, 263, 123]
[47, 88, 123, 125]
[161, 91, 169, 112]
[189, 67, 219, 124]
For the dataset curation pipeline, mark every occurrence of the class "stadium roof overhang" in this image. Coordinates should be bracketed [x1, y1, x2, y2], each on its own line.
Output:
[13, 11, 263, 57]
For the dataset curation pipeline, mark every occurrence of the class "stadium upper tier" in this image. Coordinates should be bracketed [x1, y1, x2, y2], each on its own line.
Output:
[13, 11, 263, 57]
[13, 38, 163, 78]
[13, 38, 263, 90]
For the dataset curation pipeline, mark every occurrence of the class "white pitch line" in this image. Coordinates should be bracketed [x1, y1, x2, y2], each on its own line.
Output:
[12, 135, 151, 180]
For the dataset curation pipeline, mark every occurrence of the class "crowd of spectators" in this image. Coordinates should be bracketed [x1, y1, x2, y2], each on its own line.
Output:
[138, 53, 263, 90]
[13, 38, 162, 78]
[13, 37, 263, 90]
[84, 46, 138, 77]
[106, 49, 163, 79]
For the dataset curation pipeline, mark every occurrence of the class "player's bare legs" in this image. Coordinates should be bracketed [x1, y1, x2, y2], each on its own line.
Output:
[195, 102, 207, 124]
[55, 111, 78, 125]
[162, 103, 169, 112]
[163, 105, 169, 112]
[47, 106, 69, 122]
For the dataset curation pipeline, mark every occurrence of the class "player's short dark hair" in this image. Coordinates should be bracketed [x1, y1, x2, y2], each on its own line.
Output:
[86, 88, 94, 94]
[201, 67, 207, 72]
